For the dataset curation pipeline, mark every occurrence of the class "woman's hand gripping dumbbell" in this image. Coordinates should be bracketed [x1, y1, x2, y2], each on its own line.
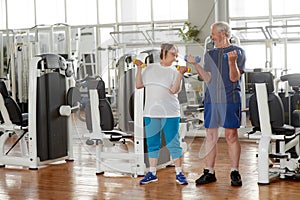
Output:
[133, 58, 146, 68]
[176, 65, 191, 74]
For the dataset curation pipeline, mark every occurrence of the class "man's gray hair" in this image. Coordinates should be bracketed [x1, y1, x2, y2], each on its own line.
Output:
[211, 21, 232, 38]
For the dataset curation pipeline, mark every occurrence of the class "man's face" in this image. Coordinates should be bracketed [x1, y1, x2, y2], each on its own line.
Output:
[210, 25, 225, 48]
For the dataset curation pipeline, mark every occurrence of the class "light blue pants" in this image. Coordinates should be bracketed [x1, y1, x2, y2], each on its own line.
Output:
[144, 117, 182, 159]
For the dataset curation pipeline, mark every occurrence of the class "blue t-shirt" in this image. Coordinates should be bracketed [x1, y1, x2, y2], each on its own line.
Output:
[203, 45, 246, 104]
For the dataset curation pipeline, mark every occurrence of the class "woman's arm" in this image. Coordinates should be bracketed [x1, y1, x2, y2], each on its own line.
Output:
[135, 60, 145, 89]
[169, 67, 187, 94]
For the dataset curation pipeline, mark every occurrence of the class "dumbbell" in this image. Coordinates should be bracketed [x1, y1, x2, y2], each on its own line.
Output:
[223, 49, 241, 59]
[133, 58, 146, 68]
[176, 65, 191, 73]
[184, 55, 201, 63]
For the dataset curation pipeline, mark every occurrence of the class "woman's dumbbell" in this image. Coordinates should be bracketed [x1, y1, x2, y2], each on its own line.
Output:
[133, 58, 146, 68]
[184, 55, 201, 63]
[223, 49, 241, 59]
[176, 65, 191, 73]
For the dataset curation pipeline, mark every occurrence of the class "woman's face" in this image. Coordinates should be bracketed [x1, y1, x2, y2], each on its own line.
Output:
[163, 47, 178, 64]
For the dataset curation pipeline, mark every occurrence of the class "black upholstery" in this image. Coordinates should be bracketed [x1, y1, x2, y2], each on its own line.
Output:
[84, 77, 134, 143]
[36, 72, 68, 161]
[0, 81, 28, 126]
[37, 53, 66, 70]
[281, 73, 300, 91]
[280, 73, 300, 127]
[85, 77, 114, 131]
[248, 72, 295, 136]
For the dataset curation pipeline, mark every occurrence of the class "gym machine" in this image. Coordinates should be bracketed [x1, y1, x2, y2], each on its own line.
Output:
[247, 72, 300, 184]
[0, 54, 78, 169]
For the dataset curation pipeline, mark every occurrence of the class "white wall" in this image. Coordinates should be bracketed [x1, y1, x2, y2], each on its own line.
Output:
[185, 0, 216, 68]
[188, 0, 215, 42]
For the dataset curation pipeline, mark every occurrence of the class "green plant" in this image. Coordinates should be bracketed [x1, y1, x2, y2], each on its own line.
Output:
[178, 22, 201, 43]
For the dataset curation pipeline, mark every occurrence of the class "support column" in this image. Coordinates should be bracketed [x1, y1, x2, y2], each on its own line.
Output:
[215, 0, 229, 22]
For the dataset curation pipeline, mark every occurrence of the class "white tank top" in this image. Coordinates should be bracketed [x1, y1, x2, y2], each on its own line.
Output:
[142, 63, 181, 118]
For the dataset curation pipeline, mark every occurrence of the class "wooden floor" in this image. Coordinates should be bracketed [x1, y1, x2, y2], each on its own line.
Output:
[1, 135, 300, 200]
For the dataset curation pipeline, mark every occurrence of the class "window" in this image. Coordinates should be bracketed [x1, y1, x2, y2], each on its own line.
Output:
[0, 0, 6, 29]
[242, 44, 266, 71]
[7, 0, 34, 29]
[229, 0, 300, 74]
[98, 27, 115, 82]
[100, 27, 115, 48]
[117, 0, 151, 23]
[286, 43, 300, 74]
[66, 0, 97, 25]
[98, 0, 116, 24]
[272, 0, 300, 16]
[153, 0, 188, 21]
[36, 0, 65, 25]
[229, 0, 269, 18]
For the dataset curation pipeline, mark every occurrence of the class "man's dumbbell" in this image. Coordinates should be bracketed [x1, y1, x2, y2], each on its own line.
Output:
[223, 49, 241, 59]
[184, 55, 201, 63]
